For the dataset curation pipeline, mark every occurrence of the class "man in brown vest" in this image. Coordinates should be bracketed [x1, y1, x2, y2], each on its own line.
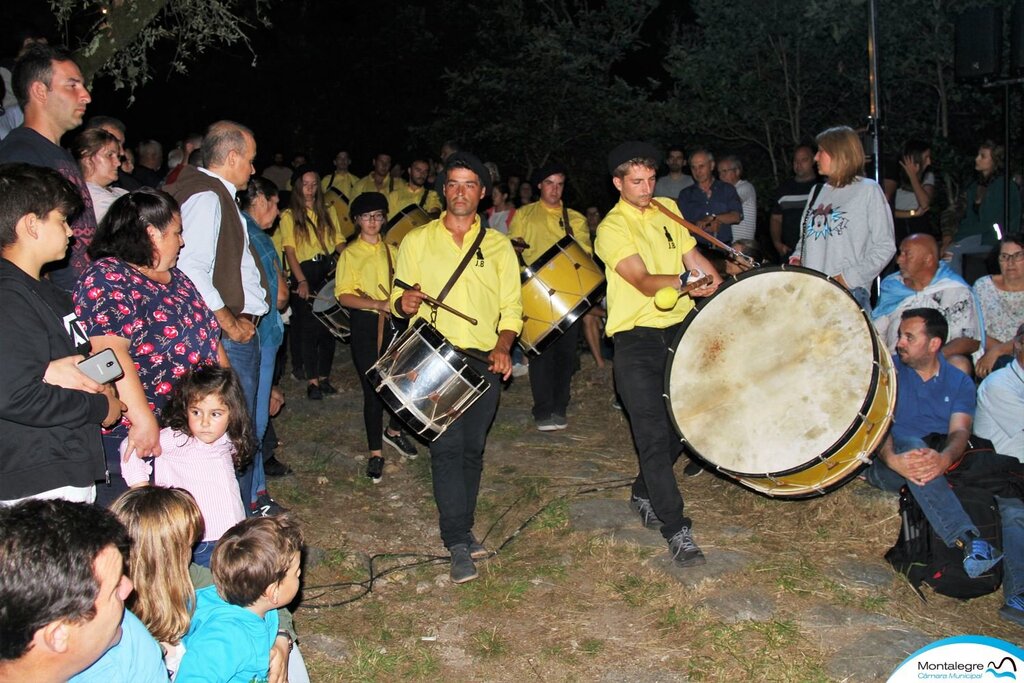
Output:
[166, 120, 279, 516]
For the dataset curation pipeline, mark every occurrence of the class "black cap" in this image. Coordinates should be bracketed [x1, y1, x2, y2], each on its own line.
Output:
[607, 141, 661, 174]
[349, 191, 389, 218]
[443, 151, 492, 195]
[531, 162, 568, 188]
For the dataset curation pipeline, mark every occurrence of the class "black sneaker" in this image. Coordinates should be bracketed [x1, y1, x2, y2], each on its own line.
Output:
[668, 526, 706, 567]
[683, 458, 703, 477]
[366, 456, 385, 484]
[629, 495, 662, 530]
[449, 543, 479, 584]
[383, 431, 418, 459]
[319, 378, 338, 395]
[254, 496, 287, 517]
[264, 456, 293, 477]
[307, 383, 323, 401]
[468, 532, 489, 559]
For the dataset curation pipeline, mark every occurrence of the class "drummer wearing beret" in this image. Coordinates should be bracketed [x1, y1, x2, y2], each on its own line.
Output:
[507, 163, 591, 432]
[595, 141, 721, 568]
[391, 151, 523, 584]
[335, 192, 418, 484]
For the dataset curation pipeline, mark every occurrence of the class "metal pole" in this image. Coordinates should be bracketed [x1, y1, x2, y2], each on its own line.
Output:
[1005, 83, 1011, 234]
[868, 0, 882, 182]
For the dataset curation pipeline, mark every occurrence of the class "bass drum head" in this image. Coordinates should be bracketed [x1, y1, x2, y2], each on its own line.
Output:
[666, 267, 878, 480]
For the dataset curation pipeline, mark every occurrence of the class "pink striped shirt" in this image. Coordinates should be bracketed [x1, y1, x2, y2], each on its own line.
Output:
[120, 428, 245, 542]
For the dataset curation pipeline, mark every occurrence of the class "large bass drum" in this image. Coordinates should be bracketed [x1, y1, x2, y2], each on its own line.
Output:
[665, 266, 895, 498]
[385, 204, 431, 250]
[366, 318, 490, 441]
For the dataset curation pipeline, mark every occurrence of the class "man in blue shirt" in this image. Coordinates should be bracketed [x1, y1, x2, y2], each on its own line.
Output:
[867, 308, 1024, 626]
[675, 148, 742, 246]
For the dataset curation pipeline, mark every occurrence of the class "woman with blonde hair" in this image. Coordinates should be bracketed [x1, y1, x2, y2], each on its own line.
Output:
[791, 125, 895, 311]
[111, 487, 310, 682]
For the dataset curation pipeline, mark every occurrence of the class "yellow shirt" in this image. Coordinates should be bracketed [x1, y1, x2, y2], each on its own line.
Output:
[334, 237, 396, 301]
[391, 214, 523, 351]
[279, 206, 345, 263]
[353, 173, 397, 199]
[387, 184, 442, 216]
[507, 201, 591, 265]
[594, 198, 697, 336]
[322, 172, 359, 240]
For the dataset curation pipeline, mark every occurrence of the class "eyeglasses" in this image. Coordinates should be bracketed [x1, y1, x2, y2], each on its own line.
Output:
[999, 251, 1024, 263]
[360, 212, 386, 223]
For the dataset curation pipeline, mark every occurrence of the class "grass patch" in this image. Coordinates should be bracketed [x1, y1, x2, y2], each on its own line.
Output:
[579, 638, 603, 655]
[344, 640, 403, 682]
[458, 574, 530, 610]
[608, 574, 666, 608]
[471, 627, 507, 658]
[533, 498, 569, 530]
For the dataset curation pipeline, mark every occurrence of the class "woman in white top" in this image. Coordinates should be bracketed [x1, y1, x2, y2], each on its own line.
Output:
[72, 128, 127, 224]
[883, 139, 937, 245]
[791, 125, 895, 312]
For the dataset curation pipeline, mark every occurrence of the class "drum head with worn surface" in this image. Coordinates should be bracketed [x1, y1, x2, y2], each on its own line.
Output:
[666, 267, 877, 477]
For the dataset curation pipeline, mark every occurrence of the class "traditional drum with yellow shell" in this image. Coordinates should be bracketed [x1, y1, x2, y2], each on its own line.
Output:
[518, 236, 605, 357]
[384, 204, 431, 250]
[665, 266, 895, 498]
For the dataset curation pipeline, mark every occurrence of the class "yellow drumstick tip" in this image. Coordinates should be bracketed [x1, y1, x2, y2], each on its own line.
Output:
[654, 286, 678, 310]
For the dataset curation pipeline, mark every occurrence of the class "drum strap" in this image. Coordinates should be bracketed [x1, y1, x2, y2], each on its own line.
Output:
[378, 246, 396, 353]
[799, 183, 825, 263]
[326, 173, 350, 204]
[418, 188, 430, 208]
[560, 204, 574, 238]
[436, 226, 488, 306]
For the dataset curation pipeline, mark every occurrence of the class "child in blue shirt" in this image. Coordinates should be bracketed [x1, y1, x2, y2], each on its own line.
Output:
[176, 516, 302, 683]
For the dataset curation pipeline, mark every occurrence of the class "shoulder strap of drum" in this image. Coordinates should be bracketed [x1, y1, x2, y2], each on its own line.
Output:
[799, 183, 826, 263]
[327, 184, 350, 205]
[418, 187, 429, 208]
[436, 225, 487, 304]
[385, 241, 395, 288]
[561, 204, 574, 238]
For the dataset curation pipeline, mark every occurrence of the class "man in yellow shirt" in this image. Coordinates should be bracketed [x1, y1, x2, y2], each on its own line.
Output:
[353, 151, 396, 198]
[392, 151, 522, 584]
[508, 163, 590, 431]
[595, 142, 721, 568]
[388, 156, 442, 218]
[321, 149, 359, 240]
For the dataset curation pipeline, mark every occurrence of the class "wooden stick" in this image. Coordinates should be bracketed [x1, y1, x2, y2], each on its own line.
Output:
[649, 199, 759, 270]
[392, 278, 479, 326]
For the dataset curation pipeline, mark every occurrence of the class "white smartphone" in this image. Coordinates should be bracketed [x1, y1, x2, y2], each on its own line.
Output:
[76, 349, 124, 385]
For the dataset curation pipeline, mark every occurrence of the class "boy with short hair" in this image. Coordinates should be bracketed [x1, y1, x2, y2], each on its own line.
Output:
[176, 516, 303, 683]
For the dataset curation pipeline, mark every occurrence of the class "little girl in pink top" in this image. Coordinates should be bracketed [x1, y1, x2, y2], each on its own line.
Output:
[122, 365, 255, 567]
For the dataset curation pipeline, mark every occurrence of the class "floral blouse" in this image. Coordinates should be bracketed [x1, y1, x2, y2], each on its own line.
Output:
[73, 257, 221, 436]
[974, 275, 1024, 344]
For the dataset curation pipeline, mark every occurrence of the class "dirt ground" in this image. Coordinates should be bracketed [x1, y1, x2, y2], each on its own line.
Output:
[268, 343, 1022, 682]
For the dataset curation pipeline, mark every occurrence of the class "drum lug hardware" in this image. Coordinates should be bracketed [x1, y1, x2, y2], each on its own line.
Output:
[856, 451, 873, 465]
[547, 288, 556, 296]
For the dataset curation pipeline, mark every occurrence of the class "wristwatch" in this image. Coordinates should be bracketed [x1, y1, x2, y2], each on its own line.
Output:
[276, 630, 295, 652]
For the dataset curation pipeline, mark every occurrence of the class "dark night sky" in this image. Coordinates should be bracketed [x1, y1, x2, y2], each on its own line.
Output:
[3, 0, 689, 179]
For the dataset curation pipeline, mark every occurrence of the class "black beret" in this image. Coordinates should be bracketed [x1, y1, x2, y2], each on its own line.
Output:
[607, 141, 661, 174]
[349, 191, 389, 218]
[443, 151, 492, 196]
[531, 162, 568, 187]
[290, 164, 319, 185]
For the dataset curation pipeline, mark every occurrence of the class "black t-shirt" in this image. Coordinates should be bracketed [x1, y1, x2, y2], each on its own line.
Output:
[771, 177, 819, 249]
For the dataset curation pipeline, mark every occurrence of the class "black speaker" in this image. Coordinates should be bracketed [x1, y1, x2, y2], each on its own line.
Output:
[955, 6, 1003, 80]
[1012, 0, 1024, 73]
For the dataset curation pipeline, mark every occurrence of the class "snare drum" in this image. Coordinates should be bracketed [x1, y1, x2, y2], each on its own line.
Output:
[518, 236, 605, 357]
[665, 266, 895, 498]
[311, 278, 351, 342]
[385, 204, 431, 249]
[366, 319, 490, 441]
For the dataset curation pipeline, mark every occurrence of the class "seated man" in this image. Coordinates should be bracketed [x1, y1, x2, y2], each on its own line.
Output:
[867, 308, 1024, 625]
[975, 323, 1024, 463]
[873, 233, 981, 374]
[0, 499, 134, 683]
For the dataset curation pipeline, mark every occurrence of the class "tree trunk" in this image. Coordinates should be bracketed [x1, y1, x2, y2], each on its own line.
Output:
[73, 0, 173, 84]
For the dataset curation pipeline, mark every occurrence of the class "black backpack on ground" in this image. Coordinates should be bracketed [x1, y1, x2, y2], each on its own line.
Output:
[884, 439, 1024, 600]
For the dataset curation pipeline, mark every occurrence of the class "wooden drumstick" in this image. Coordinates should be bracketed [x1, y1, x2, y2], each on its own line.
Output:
[392, 278, 479, 326]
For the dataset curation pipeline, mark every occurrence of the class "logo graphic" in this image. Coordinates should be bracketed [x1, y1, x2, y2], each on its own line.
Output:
[805, 202, 847, 241]
[887, 636, 1023, 682]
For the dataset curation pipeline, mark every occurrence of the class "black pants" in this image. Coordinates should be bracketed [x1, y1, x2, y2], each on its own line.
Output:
[527, 319, 580, 420]
[613, 325, 690, 540]
[290, 259, 336, 380]
[428, 354, 500, 549]
[349, 309, 405, 451]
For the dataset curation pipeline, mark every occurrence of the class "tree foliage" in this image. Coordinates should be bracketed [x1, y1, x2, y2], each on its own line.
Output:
[49, 0, 273, 94]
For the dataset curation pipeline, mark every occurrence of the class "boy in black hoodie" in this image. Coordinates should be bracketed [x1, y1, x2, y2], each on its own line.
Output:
[0, 163, 124, 503]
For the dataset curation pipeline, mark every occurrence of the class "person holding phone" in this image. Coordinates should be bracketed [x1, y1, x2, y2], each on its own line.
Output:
[0, 163, 125, 505]
[73, 188, 224, 507]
